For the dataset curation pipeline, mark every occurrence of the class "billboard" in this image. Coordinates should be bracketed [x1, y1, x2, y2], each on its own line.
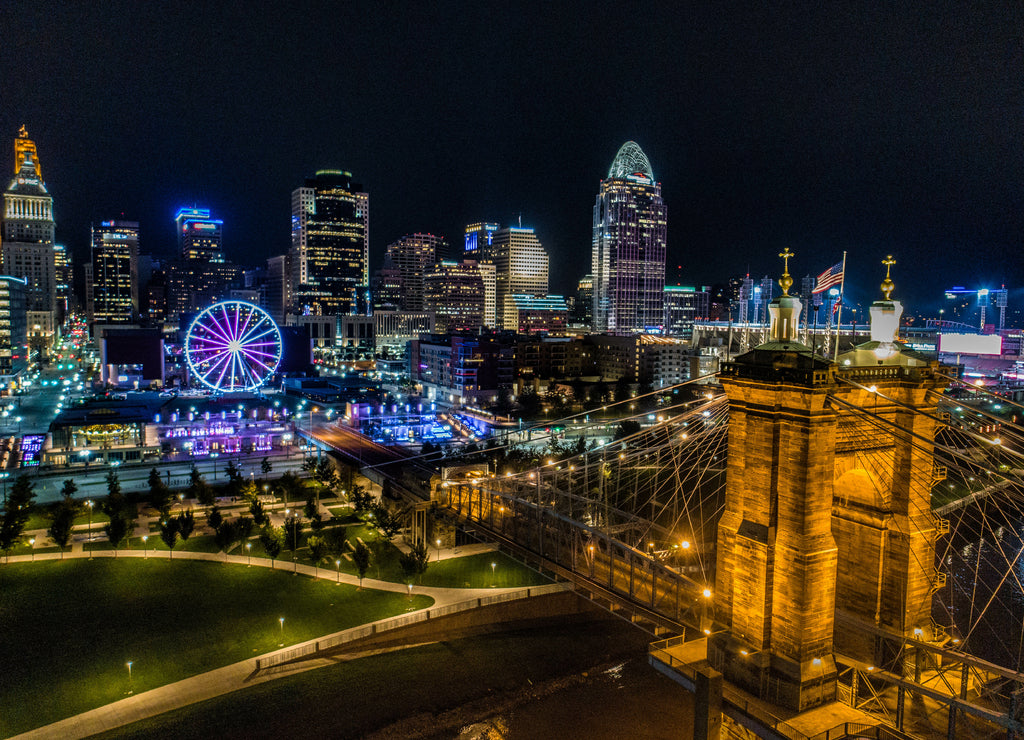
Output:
[939, 333, 1003, 356]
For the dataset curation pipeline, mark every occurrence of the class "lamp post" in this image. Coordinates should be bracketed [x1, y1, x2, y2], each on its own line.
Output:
[436, 538, 441, 562]
[0, 471, 9, 508]
[126, 661, 134, 695]
[210, 452, 219, 480]
[246, 542, 252, 567]
[29, 537, 35, 561]
[335, 559, 341, 584]
[142, 535, 148, 558]
[86, 500, 94, 557]
[80, 448, 91, 471]
[491, 561, 496, 585]
[278, 616, 284, 647]
[178, 492, 185, 512]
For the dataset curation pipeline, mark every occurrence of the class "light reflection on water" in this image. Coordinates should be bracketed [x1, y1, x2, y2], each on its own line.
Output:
[446, 656, 692, 740]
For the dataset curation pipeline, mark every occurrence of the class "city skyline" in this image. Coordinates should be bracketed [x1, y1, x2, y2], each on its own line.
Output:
[0, 2, 1020, 311]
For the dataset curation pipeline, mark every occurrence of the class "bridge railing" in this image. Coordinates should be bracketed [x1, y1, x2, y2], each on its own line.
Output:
[255, 582, 567, 671]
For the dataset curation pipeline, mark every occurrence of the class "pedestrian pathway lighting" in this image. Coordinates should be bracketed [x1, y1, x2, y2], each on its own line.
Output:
[335, 559, 341, 584]
[278, 616, 284, 646]
[126, 661, 134, 695]
[246, 542, 252, 566]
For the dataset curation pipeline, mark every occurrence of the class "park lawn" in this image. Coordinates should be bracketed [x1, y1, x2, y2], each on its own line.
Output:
[418, 551, 552, 589]
[0, 559, 432, 737]
[87, 620, 651, 740]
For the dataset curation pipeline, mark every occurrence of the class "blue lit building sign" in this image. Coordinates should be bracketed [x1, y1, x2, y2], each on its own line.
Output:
[465, 232, 478, 252]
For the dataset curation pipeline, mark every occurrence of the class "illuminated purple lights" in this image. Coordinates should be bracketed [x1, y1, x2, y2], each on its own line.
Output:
[185, 301, 282, 392]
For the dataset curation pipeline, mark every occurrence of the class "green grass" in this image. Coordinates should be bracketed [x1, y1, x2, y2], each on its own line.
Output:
[88, 620, 651, 740]
[0, 559, 432, 736]
[419, 551, 551, 589]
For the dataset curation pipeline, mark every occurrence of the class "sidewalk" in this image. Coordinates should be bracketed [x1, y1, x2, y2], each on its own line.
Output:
[5, 549, 560, 740]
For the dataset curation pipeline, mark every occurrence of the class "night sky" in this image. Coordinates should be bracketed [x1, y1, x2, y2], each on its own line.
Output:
[1, 2, 1020, 312]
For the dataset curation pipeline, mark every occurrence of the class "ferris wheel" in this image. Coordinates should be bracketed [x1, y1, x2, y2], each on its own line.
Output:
[185, 301, 283, 392]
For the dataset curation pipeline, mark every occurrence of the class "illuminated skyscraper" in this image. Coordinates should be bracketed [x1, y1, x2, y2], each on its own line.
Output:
[53, 243, 73, 316]
[385, 233, 446, 311]
[88, 221, 139, 323]
[592, 141, 667, 334]
[424, 260, 496, 332]
[2, 127, 57, 335]
[176, 207, 223, 262]
[473, 224, 548, 329]
[290, 170, 369, 315]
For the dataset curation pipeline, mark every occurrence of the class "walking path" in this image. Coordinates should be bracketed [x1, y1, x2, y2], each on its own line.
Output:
[6, 548, 560, 740]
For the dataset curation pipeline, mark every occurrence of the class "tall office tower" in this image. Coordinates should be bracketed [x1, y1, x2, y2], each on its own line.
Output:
[475, 224, 548, 329]
[176, 207, 224, 262]
[424, 260, 496, 333]
[385, 233, 446, 311]
[88, 221, 140, 324]
[464, 222, 498, 257]
[2, 127, 57, 335]
[371, 262, 403, 310]
[573, 274, 594, 327]
[0, 275, 27, 378]
[290, 170, 369, 315]
[265, 254, 292, 324]
[591, 141, 667, 335]
[53, 243, 73, 316]
[663, 285, 709, 339]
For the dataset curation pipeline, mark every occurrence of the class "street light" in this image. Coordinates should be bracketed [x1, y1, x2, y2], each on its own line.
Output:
[210, 452, 219, 479]
[0, 471, 9, 507]
[142, 535, 148, 558]
[246, 542, 252, 567]
[126, 661, 133, 695]
[335, 559, 341, 584]
[436, 538, 441, 561]
[29, 537, 35, 561]
[491, 561, 496, 585]
[86, 500, 94, 557]
[278, 616, 284, 647]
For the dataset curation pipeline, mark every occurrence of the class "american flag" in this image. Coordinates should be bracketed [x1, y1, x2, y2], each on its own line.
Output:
[812, 261, 844, 294]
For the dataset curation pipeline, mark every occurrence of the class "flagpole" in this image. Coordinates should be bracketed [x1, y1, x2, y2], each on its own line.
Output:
[832, 250, 848, 362]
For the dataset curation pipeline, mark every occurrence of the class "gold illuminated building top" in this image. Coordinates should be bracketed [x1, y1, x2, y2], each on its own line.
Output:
[778, 247, 794, 296]
[15, 125, 41, 177]
[880, 255, 896, 300]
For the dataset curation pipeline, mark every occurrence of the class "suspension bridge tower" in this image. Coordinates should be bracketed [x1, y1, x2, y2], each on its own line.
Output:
[713, 253, 943, 714]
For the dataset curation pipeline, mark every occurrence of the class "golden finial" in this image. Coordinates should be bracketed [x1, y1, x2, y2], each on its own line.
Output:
[881, 255, 896, 300]
[778, 247, 795, 296]
[17, 125, 28, 139]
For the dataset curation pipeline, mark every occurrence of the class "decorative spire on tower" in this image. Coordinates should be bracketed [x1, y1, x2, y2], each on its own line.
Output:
[778, 247, 795, 296]
[14, 125, 41, 177]
[880, 255, 896, 300]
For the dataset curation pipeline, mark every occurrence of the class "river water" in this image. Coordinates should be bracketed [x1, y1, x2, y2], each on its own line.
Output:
[439, 654, 694, 740]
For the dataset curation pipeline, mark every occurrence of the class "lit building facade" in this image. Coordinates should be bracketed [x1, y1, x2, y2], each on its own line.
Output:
[477, 225, 548, 329]
[2, 127, 57, 327]
[592, 141, 667, 334]
[89, 221, 139, 324]
[0, 275, 28, 378]
[664, 284, 710, 339]
[424, 260, 496, 333]
[290, 170, 369, 316]
[504, 294, 569, 335]
[54, 243, 73, 317]
[385, 233, 446, 311]
[176, 207, 223, 262]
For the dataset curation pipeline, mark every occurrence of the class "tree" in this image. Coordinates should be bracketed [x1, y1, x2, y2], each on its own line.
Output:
[207, 505, 223, 532]
[309, 512, 324, 531]
[147, 468, 172, 515]
[306, 535, 327, 566]
[104, 514, 130, 556]
[177, 510, 196, 541]
[277, 471, 303, 506]
[249, 499, 268, 527]
[225, 459, 242, 483]
[259, 525, 284, 567]
[284, 516, 302, 557]
[323, 527, 348, 561]
[261, 456, 272, 478]
[352, 541, 371, 589]
[311, 458, 337, 507]
[60, 478, 78, 499]
[105, 468, 121, 499]
[189, 466, 215, 507]
[303, 494, 317, 520]
[351, 484, 372, 515]
[1, 477, 36, 557]
[235, 515, 254, 542]
[214, 520, 237, 555]
[398, 541, 429, 587]
[47, 503, 76, 558]
[372, 502, 402, 541]
[614, 420, 642, 441]
[159, 517, 179, 558]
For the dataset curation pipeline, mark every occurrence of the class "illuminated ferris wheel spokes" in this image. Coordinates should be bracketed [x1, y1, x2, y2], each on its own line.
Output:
[185, 301, 283, 392]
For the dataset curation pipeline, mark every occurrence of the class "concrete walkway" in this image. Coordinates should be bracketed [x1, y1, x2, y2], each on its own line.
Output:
[6, 548, 553, 740]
